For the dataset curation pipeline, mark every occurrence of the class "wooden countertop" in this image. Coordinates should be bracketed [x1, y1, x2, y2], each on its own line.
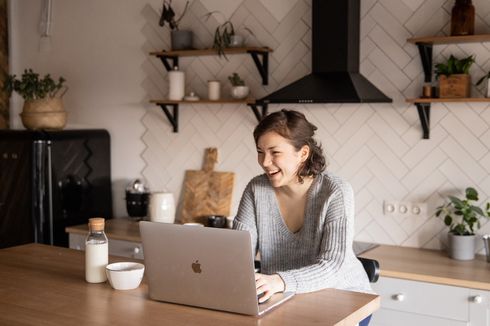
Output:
[66, 217, 142, 242]
[361, 245, 490, 290]
[0, 244, 379, 326]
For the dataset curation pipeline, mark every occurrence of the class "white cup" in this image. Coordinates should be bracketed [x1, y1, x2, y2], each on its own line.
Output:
[148, 192, 175, 223]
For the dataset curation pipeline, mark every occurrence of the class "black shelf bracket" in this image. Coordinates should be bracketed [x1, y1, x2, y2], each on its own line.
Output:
[416, 43, 433, 83]
[158, 55, 179, 71]
[248, 50, 269, 85]
[415, 103, 431, 139]
[247, 103, 268, 122]
[156, 103, 179, 132]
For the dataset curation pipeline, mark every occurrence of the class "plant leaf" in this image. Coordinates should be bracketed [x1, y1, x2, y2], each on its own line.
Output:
[444, 215, 452, 226]
[465, 187, 478, 201]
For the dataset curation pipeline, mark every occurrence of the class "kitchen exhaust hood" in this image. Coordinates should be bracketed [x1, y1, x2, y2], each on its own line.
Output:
[259, 0, 392, 104]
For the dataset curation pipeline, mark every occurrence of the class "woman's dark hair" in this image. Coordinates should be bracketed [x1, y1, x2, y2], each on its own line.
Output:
[253, 109, 326, 182]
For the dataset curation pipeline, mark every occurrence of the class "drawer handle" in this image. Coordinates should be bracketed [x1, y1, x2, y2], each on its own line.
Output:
[392, 293, 405, 302]
[133, 247, 140, 255]
[470, 295, 483, 304]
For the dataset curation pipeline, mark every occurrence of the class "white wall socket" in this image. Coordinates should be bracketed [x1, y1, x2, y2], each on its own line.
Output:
[383, 201, 428, 217]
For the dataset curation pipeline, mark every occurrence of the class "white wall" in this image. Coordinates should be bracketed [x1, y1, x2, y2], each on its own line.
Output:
[9, 0, 490, 251]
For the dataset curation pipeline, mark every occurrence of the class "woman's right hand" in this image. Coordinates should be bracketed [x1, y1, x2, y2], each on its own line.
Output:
[255, 273, 285, 303]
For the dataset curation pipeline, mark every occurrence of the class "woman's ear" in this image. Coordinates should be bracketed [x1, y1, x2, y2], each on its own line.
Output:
[300, 145, 310, 162]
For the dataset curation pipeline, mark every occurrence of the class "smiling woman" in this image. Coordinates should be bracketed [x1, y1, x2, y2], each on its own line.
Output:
[232, 109, 374, 325]
[0, 0, 7, 129]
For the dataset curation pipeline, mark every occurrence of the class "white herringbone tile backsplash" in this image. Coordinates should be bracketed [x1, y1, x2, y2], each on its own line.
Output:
[141, 0, 490, 250]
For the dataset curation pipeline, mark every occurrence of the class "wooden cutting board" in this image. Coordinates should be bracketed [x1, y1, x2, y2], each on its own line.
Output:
[179, 148, 235, 225]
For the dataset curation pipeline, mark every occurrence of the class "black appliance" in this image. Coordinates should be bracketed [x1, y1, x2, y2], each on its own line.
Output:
[0, 129, 112, 248]
[260, 0, 392, 104]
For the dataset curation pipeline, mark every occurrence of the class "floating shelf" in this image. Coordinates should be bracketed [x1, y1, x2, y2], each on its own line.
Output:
[405, 98, 490, 139]
[406, 98, 490, 103]
[149, 99, 268, 133]
[407, 34, 490, 45]
[406, 34, 490, 139]
[150, 47, 273, 85]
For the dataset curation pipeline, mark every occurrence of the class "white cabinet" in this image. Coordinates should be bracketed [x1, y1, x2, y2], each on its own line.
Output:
[469, 289, 490, 326]
[69, 233, 144, 260]
[371, 277, 490, 326]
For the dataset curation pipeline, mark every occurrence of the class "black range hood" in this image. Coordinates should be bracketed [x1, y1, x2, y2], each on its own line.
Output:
[260, 0, 392, 104]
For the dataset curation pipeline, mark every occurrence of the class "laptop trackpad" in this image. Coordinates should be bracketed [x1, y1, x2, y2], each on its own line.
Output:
[258, 292, 294, 315]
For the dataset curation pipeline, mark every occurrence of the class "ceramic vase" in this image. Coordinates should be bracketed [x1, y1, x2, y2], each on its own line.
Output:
[171, 30, 193, 50]
[448, 233, 475, 260]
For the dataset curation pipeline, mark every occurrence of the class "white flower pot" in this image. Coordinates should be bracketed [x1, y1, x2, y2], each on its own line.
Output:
[231, 86, 249, 99]
[448, 233, 475, 261]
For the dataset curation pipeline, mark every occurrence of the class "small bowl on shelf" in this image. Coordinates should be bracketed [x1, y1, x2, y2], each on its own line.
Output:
[106, 262, 145, 290]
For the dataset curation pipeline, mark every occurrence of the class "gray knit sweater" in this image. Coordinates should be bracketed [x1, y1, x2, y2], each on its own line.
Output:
[233, 172, 372, 294]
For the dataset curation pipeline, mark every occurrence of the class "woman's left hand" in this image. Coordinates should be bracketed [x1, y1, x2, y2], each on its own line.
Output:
[255, 273, 285, 303]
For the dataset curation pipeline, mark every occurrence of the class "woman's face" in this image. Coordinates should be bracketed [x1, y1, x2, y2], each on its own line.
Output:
[256, 131, 309, 188]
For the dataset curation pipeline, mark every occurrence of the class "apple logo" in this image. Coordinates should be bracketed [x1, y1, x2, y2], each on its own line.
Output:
[191, 260, 202, 273]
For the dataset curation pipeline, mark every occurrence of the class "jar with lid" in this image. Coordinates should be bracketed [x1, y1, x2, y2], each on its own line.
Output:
[450, 0, 475, 36]
[85, 217, 108, 283]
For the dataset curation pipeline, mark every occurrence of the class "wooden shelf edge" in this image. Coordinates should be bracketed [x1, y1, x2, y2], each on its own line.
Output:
[149, 46, 273, 57]
[406, 97, 490, 103]
[150, 98, 257, 105]
[407, 33, 490, 45]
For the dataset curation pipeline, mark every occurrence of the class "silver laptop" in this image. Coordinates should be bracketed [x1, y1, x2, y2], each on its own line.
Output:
[139, 221, 294, 316]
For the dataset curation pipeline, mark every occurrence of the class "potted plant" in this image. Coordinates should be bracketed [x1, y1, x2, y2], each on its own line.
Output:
[435, 54, 475, 98]
[435, 187, 490, 260]
[228, 73, 249, 99]
[204, 11, 254, 58]
[159, 0, 192, 50]
[476, 71, 490, 98]
[4, 69, 67, 130]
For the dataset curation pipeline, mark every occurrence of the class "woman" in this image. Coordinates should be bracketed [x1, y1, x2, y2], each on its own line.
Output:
[233, 109, 372, 324]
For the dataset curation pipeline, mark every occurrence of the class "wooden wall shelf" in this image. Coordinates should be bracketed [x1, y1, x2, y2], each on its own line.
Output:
[149, 47, 272, 58]
[406, 34, 490, 139]
[150, 47, 272, 85]
[407, 98, 490, 103]
[407, 34, 490, 45]
[149, 99, 268, 133]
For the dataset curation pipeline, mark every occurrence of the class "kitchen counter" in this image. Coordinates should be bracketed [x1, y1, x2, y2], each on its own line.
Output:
[0, 244, 379, 326]
[67, 219, 490, 290]
[360, 244, 490, 290]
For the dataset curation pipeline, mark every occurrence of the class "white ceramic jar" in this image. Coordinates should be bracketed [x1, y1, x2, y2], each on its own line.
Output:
[148, 192, 175, 223]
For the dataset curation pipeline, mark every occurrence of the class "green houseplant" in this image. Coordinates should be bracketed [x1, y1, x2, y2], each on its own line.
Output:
[4, 69, 67, 130]
[435, 187, 490, 260]
[228, 73, 249, 99]
[476, 70, 490, 98]
[204, 11, 255, 58]
[434, 55, 475, 98]
[159, 0, 192, 50]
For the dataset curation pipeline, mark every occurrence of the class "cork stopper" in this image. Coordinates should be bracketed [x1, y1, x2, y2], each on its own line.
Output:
[88, 217, 105, 231]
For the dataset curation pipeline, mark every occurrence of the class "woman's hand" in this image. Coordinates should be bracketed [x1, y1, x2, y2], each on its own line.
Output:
[255, 273, 285, 303]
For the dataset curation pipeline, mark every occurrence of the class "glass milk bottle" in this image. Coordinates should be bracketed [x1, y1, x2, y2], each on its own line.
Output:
[85, 217, 108, 283]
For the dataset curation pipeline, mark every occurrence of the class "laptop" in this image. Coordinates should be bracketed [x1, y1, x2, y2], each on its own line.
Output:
[139, 221, 294, 316]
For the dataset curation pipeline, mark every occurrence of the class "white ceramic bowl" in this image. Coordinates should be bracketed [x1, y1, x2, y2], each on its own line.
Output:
[106, 262, 145, 290]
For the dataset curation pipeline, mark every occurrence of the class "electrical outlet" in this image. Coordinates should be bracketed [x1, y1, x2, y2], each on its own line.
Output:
[383, 201, 428, 217]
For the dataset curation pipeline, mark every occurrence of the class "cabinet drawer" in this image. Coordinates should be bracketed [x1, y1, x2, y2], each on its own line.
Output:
[68, 233, 144, 260]
[371, 308, 468, 326]
[109, 239, 144, 260]
[69, 233, 86, 251]
[372, 277, 469, 321]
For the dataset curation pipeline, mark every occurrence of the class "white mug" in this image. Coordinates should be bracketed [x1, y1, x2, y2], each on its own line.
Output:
[148, 192, 175, 223]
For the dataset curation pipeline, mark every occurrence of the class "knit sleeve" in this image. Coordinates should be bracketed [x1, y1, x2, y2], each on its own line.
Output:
[232, 181, 258, 255]
[277, 181, 354, 293]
